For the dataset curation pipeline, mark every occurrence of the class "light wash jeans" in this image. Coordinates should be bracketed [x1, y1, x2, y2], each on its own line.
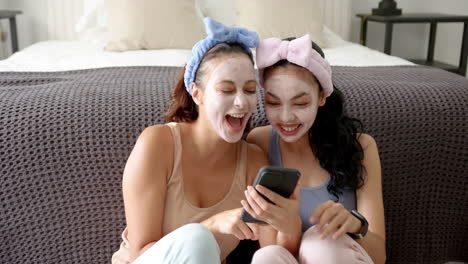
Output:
[133, 223, 221, 264]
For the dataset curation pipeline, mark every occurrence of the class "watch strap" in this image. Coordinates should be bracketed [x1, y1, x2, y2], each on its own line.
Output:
[347, 209, 368, 239]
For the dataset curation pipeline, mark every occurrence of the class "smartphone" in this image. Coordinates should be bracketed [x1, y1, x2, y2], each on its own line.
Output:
[241, 166, 300, 224]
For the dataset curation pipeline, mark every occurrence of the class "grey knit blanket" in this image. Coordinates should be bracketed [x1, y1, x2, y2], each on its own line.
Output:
[1, 66, 467, 264]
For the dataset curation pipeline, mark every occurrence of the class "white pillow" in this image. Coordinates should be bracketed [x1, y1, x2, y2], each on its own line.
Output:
[235, 0, 327, 48]
[76, 0, 206, 50]
[105, 0, 205, 51]
[196, 0, 236, 26]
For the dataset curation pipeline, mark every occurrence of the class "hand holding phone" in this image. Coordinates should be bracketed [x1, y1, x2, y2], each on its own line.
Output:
[240, 166, 300, 224]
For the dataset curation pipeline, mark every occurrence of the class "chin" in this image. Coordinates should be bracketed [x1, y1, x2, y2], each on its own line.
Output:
[221, 134, 243, 143]
[278, 129, 308, 143]
[279, 135, 300, 143]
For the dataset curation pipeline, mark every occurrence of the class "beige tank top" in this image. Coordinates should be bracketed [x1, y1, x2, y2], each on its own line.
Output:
[112, 122, 248, 263]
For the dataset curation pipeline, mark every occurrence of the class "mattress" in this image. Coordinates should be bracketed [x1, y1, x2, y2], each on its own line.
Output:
[0, 32, 414, 72]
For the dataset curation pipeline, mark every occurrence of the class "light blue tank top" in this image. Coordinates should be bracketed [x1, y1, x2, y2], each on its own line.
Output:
[268, 127, 356, 233]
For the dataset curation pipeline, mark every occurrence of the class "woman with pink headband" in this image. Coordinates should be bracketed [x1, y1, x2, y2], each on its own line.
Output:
[242, 35, 386, 263]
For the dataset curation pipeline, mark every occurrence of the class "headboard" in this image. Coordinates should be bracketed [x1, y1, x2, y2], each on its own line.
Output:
[46, 0, 352, 41]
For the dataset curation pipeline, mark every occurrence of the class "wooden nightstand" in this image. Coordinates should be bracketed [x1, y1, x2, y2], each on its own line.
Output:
[357, 13, 468, 76]
[0, 10, 22, 53]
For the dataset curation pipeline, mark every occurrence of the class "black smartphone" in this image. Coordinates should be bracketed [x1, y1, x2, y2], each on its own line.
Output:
[241, 166, 300, 224]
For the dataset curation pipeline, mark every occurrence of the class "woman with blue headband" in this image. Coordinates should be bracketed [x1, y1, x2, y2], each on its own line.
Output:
[111, 18, 267, 264]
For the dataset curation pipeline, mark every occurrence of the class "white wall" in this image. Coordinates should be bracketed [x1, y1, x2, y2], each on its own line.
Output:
[350, 0, 468, 76]
[0, 0, 49, 59]
[0, 0, 11, 58]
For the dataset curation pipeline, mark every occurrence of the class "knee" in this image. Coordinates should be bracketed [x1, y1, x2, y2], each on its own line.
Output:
[252, 245, 293, 264]
[177, 223, 219, 252]
[178, 223, 213, 240]
[299, 226, 355, 263]
[133, 224, 221, 264]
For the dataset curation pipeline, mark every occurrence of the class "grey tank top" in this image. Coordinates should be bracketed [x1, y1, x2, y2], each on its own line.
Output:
[268, 127, 356, 233]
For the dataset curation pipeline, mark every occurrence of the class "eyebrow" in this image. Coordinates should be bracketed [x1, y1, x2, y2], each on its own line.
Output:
[291, 92, 309, 100]
[217, 80, 235, 86]
[267, 91, 309, 100]
[266, 91, 279, 99]
[216, 80, 257, 86]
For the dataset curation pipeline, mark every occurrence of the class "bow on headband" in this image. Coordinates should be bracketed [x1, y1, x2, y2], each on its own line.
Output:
[256, 34, 333, 97]
[206, 18, 259, 48]
[184, 17, 259, 94]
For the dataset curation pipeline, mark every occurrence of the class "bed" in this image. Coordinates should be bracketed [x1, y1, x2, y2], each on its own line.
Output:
[0, 27, 413, 72]
[0, 1, 467, 264]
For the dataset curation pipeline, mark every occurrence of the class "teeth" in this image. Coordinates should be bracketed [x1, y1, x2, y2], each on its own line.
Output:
[281, 125, 299, 132]
[228, 113, 245, 119]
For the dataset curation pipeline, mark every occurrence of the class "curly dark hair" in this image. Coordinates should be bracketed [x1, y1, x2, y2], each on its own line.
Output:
[263, 38, 365, 199]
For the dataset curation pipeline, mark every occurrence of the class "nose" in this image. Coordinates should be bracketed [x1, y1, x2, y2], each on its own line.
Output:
[234, 93, 249, 109]
[280, 106, 295, 123]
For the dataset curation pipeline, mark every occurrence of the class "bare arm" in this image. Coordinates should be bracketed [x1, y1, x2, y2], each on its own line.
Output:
[247, 129, 302, 254]
[243, 142, 289, 248]
[246, 126, 271, 153]
[122, 125, 173, 262]
[244, 186, 302, 255]
[271, 187, 302, 256]
[355, 134, 386, 264]
[246, 126, 277, 246]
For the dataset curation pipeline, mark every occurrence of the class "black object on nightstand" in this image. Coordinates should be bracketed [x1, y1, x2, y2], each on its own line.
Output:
[0, 10, 22, 53]
[357, 13, 468, 76]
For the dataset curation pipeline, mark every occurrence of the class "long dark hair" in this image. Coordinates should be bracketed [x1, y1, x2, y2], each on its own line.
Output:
[263, 39, 365, 199]
[165, 43, 254, 123]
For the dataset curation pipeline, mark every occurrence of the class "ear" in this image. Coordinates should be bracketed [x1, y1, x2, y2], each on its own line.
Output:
[318, 90, 327, 107]
[191, 82, 203, 105]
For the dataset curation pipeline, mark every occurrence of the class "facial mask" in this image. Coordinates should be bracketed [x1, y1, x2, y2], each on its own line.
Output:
[202, 56, 257, 143]
[264, 74, 320, 143]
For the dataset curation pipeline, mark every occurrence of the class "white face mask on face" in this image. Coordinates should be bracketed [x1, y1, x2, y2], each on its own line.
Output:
[202, 56, 257, 143]
[264, 74, 322, 143]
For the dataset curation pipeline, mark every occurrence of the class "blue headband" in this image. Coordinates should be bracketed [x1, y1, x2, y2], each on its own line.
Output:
[184, 17, 259, 94]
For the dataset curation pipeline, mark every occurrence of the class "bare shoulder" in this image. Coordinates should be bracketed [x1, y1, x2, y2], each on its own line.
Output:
[123, 124, 174, 188]
[246, 141, 269, 185]
[358, 133, 378, 151]
[246, 141, 268, 162]
[137, 124, 173, 149]
[131, 124, 174, 168]
[246, 125, 271, 153]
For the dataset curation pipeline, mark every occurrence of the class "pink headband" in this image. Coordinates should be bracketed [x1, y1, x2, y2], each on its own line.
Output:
[256, 34, 333, 97]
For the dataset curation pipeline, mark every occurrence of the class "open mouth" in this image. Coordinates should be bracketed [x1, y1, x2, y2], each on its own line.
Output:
[278, 124, 301, 136]
[225, 113, 247, 132]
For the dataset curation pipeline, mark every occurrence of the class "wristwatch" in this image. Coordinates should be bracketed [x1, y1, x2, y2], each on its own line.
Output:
[347, 209, 368, 239]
